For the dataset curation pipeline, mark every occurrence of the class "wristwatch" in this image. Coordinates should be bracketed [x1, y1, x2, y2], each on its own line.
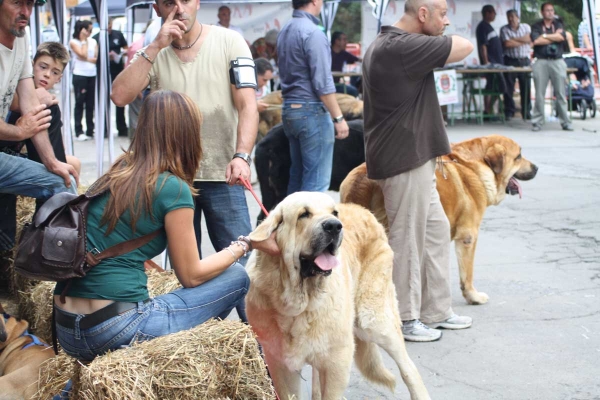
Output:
[332, 115, 344, 123]
[233, 152, 252, 166]
[543, 33, 547, 39]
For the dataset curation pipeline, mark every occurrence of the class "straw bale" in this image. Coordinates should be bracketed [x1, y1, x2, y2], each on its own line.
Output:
[77, 319, 276, 400]
[146, 269, 181, 297]
[35, 350, 82, 400]
[8, 195, 38, 297]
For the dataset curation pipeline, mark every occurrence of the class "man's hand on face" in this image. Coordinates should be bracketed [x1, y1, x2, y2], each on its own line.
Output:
[154, 6, 187, 50]
[35, 87, 58, 107]
[225, 157, 252, 186]
[15, 104, 52, 140]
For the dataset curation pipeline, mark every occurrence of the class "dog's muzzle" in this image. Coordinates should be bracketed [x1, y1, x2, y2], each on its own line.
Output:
[300, 218, 343, 279]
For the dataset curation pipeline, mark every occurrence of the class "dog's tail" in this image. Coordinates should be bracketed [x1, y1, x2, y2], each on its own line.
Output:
[355, 337, 396, 391]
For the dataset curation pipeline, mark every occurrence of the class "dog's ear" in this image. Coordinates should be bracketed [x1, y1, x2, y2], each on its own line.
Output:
[484, 144, 506, 175]
[249, 206, 283, 242]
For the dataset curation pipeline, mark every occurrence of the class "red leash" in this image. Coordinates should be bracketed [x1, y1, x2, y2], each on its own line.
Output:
[239, 177, 269, 217]
[238, 176, 278, 398]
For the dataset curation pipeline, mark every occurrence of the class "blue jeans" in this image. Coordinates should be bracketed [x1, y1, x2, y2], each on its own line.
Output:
[0, 152, 76, 199]
[282, 101, 335, 194]
[192, 182, 252, 266]
[55, 263, 249, 362]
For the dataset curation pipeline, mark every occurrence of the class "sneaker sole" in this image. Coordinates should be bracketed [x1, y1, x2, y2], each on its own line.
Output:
[427, 322, 472, 330]
[403, 332, 443, 342]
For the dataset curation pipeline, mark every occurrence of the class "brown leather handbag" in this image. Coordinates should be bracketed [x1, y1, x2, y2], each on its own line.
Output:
[14, 187, 160, 288]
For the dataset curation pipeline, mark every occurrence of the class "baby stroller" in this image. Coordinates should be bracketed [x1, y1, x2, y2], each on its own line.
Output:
[565, 56, 596, 120]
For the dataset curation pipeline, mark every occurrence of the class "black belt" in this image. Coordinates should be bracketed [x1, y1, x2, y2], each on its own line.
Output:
[505, 57, 530, 60]
[537, 57, 562, 60]
[54, 299, 150, 330]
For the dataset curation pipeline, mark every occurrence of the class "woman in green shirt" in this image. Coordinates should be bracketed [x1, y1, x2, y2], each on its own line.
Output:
[53, 90, 279, 362]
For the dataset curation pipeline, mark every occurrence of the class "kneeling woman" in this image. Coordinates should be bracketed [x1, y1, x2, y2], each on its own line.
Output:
[53, 90, 278, 362]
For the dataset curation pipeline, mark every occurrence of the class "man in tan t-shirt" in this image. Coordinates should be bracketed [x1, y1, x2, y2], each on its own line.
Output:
[112, 0, 257, 285]
[363, 0, 473, 342]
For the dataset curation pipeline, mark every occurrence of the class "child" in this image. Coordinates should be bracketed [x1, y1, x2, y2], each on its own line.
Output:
[8, 42, 81, 175]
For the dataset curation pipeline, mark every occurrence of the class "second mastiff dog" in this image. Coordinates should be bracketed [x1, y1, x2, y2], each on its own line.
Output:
[340, 135, 538, 305]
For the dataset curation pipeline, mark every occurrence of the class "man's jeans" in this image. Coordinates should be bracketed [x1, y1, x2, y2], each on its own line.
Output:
[192, 182, 252, 266]
[282, 101, 335, 194]
[0, 152, 76, 199]
[55, 263, 249, 362]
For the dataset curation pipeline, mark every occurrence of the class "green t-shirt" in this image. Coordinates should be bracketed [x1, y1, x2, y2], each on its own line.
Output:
[54, 173, 194, 302]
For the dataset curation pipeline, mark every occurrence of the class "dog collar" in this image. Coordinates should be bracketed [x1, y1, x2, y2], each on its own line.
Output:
[21, 332, 49, 349]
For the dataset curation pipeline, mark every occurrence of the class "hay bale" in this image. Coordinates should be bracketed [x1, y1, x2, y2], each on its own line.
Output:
[8, 195, 38, 297]
[77, 319, 275, 400]
[35, 350, 81, 400]
[23, 281, 55, 342]
[23, 271, 181, 342]
[146, 269, 181, 297]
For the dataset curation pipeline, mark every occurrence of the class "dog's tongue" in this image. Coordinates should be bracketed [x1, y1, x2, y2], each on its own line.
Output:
[510, 177, 523, 199]
[314, 252, 340, 271]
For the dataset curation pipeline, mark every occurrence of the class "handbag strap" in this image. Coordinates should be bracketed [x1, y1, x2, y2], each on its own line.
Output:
[85, 229, 162, 267]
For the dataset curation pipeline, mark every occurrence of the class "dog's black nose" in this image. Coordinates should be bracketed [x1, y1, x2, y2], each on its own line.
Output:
[322, 219, 342, 234]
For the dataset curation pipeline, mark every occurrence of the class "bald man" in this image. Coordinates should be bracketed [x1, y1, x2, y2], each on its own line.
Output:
[363, 0, 474, 342]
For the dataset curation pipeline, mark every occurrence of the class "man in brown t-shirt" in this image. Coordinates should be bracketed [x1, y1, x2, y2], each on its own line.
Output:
[363, 0, 474, 342]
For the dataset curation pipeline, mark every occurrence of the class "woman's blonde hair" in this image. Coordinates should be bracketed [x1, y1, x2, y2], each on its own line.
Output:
[94, 90, 203, 233]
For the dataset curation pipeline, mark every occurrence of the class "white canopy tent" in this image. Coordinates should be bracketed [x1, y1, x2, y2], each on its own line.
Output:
[29, 0, 599, 178]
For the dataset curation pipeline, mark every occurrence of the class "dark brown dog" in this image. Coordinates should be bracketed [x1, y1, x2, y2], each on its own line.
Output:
[0, 304, 54, 399]
[340, 135, 538, 305]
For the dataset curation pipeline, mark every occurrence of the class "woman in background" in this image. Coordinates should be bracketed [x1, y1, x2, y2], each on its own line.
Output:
[70, 20, 97, 141]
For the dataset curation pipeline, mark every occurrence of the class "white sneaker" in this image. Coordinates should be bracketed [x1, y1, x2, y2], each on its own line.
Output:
[401, 319, 442, 342]
[76, 135, 91, 142]
[427, 313, 472, 330]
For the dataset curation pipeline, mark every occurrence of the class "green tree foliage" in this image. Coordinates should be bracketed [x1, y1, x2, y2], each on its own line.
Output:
[520, 1, 582, 40]
[330, 2, 362, 43]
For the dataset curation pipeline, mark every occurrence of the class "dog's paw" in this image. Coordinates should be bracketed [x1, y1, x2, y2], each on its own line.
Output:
[465, 291, 489, 305]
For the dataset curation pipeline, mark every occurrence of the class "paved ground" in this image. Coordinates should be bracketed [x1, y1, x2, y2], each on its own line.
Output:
[48, 113, 600, 399]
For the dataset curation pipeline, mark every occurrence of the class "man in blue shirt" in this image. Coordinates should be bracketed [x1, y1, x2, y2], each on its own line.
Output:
[277, 0, 349, 194]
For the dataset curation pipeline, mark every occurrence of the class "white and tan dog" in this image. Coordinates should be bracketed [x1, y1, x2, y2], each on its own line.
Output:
[246, 192, 429, 400]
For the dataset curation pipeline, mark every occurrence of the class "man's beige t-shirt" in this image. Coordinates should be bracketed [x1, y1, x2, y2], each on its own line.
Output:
[0, 36, 33, 121]
[133, 26, 251, 181]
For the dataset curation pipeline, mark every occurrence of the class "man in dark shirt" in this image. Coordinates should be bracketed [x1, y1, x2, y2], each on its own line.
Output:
[277, 0, 349, 194]
[475, 4, 507, 117]
[530, 2, 573, 131]
[363, 0, 474, 342]
[95, 18, 128, 136]
[330, 31, 361, 97]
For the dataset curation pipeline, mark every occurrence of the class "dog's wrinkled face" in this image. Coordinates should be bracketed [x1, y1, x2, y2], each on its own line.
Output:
[250, 192, 343, 279]
[483, 135, 538, 203]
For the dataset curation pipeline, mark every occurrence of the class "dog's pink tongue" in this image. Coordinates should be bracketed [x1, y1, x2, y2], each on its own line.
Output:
[510, 177, 523, 199]
[314, 253, 340, 271]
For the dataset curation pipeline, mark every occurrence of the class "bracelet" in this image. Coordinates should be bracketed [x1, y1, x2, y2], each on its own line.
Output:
[231, 240, 248, 258]
[237, 235, 253, 252]
[224, 246, 237, 265]
[138, 50, 154, 65]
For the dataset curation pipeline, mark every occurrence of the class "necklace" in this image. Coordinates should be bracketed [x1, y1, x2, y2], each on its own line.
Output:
[171, 24, 203, 51]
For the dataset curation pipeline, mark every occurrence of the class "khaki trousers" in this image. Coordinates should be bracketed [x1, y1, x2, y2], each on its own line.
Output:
[531, 58, 571, 126]
[377, 159, 453, 323]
